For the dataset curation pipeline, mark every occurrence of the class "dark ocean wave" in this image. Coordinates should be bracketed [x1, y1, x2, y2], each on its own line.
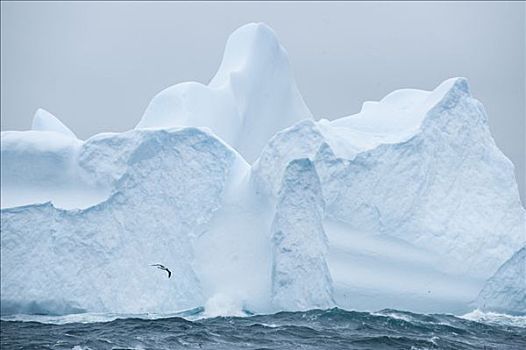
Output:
[1, 308, 525, 349]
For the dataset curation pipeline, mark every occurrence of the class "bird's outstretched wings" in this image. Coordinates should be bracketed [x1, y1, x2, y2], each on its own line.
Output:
[151, 264, 171, 278]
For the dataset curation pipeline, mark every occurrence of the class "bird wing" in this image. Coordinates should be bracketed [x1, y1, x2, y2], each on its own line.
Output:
[151, 264, 171, 278]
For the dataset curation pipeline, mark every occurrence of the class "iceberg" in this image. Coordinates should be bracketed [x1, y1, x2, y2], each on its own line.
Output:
[475, 247, 526, 315]
[1, 23, 524, 316]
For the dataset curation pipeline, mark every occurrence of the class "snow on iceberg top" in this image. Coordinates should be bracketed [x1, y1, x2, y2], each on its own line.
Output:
[0, 23, 490, 214]
[254, 77, 472, 172]
[31, 108, 77, 139]
[209, 22, 287, 88]
[324, 77, 470, 156]
[136, 23, 312, 162]
[1, 126, 245, 210]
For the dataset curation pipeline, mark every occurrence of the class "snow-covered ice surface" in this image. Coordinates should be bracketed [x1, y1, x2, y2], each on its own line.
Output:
[136, 23, 312, 163]
[1, 109, 110, 209]
[1, 23, 525, 318]
[31, 108, 77, 138]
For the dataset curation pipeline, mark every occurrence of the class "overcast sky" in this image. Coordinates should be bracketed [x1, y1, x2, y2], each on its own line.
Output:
[1, 1, 524, 201]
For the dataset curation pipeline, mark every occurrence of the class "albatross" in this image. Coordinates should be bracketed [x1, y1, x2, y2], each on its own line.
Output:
[151, 264, 172, 278]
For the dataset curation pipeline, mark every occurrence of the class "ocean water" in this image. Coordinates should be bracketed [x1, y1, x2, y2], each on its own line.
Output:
[1, 308, 525, 349]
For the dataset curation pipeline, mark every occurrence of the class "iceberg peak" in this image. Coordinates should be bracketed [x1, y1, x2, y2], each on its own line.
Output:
[31, 108, 77, 139]
[137, 22, 311, 163]
[209, 22, 282, 87]
[428, 77, 471, 112]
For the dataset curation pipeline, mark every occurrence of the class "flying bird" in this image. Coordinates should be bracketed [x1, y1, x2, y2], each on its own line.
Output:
[151, 264, 172, 278]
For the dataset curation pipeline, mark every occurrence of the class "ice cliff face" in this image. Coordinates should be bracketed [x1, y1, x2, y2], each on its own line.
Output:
[253, 78, 525, 279]
[1, 128, 238, 314]
[1, 23, 524, 316]
[475, 247, 526, 315]
[271, 159, 334, 310]
[137, 23, 312, 162]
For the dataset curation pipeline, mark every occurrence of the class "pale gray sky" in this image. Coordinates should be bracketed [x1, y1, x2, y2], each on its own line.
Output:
[1, 1, 524, 201]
